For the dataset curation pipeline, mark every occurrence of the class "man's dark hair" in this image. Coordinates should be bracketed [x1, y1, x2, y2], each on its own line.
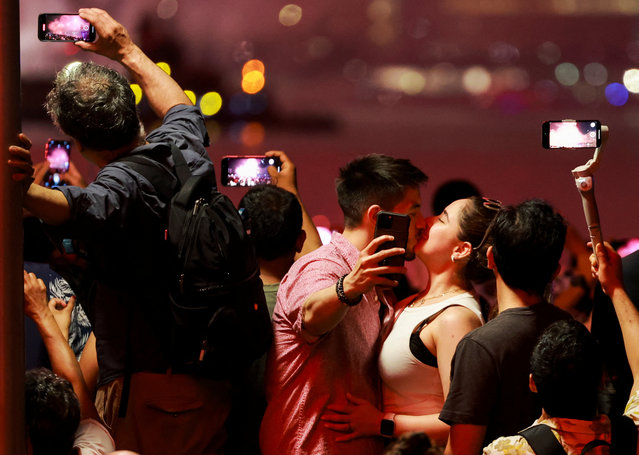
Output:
[336, 154, 428, 228]
[490, 199, 566, 296]
[25, 368, 80, 455]
[382, 431, 443, 455]
[45, 62, 141, 151]
[531, 319, 602, 420]
[432, 179, 481, 216]
[239, 185, 303, 261]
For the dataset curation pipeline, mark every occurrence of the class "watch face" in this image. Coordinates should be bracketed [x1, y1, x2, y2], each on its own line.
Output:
[380, 418, 395, 437]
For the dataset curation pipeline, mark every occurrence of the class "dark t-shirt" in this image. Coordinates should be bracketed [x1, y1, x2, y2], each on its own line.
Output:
[56, 104, 214, 385]
[439, 302, 571, 447]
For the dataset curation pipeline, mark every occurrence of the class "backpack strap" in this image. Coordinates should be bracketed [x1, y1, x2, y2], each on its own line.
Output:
[580, 439, 609, 454]
[519, 424, 567, 455]
[116, 144, 179, 202]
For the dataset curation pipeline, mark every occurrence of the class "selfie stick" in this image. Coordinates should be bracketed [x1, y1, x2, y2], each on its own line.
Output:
[571, 125, 608, 264]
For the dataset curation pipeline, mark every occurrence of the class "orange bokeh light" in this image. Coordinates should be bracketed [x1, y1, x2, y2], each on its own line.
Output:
[242, 70, 266, 94]
[242, 59, 265, 77]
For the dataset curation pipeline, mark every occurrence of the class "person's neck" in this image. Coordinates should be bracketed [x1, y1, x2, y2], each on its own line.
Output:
[420, 270, 470, 300]
[258, 256, 294, 285]
[495, 277, 543, 313]
[342, 225, 372, 251]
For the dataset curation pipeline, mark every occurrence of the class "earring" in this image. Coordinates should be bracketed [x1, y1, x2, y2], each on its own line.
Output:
[451, 254, 456, 263]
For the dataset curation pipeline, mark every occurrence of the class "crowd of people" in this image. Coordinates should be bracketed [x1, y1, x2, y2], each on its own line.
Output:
[9, 7, 639, 455]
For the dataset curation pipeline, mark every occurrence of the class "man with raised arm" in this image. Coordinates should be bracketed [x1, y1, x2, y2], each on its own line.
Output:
[9, 9, 226, 454]
[259, 154, 428, 455]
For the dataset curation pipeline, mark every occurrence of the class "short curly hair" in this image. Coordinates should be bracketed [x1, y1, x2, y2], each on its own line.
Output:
[25, 367, 80, 455]
[45, 61, 141, 151]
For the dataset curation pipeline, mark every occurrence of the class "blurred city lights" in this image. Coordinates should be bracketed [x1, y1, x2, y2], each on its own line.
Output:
[605, 83, 629, 106]
[242, 59, 265, 77]
[199, 92, 223, 116]
[623, 68, 639, 93]
[583, 62, 607, 86]
[462, 66, 492, 94]
[279, 4, 302, 26]
[130, 84, 143, 104]
[184, 90, 197, 105]
[537, 41, 561, 65]
[555, 62, 579, 86]
[398, 70, 426, 95]
[242, 71, 266, 94]
[156, 61, 171, 76]
[157, 0, 178, 19]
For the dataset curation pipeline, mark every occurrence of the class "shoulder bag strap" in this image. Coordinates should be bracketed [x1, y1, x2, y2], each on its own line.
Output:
[519, 424, 568, 455]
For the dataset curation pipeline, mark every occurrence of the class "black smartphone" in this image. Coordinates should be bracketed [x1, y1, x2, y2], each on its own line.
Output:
[374, 211, 410, 279]
[38, 14, 96, 42]
[220, 155, 282, 187]
[44, 139, 71, 188]
[542, 120, 601, 149]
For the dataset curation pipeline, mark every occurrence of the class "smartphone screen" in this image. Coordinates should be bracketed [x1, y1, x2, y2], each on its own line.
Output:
[220, 156, 281, 187]
[45, 139, 71, 173]
[542, 120, 601, 149]
[374, 211, 410, 279]
[38, 14, 96, 42]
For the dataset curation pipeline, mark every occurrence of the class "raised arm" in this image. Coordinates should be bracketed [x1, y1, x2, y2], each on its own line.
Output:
[23, 271, 100, 421]
[76, 8, 191, 117]
[266, 150, 322, 258]
[591, 241, 639, 395]
[301, 235, 404, 342]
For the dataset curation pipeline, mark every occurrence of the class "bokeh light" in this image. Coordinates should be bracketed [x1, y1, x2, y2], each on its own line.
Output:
[156, 61, 171, 76]
[398, 70, 426, 95]
[240, 122, 266, 146]
[184, 90, 197, 105]
[343, 59, 368, 82]
[279, 4, 302, 26]
[462, 66, 492, 95]
[130, 84, 143, 104]
[623, 68, 639, 93]
[242, 59, 265, 77]
[555, 62, 579, 86]
[199, 92, 223, 116]
[605, 83, 629, 106]
[242, 71, 266, 94]
[583, 62, 607, 86]
[157, 0, 178, 19]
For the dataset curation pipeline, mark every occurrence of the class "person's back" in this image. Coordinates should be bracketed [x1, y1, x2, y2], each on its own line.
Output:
[440, 199, 571, 454]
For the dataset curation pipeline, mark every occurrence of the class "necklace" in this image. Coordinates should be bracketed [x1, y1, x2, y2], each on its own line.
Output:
[409, 288, 465, 307]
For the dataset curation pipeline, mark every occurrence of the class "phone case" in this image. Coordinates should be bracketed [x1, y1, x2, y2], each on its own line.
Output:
[374, 211, 410, 269]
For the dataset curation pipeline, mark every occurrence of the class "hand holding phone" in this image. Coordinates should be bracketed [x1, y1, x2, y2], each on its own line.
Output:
[542, 120, 601, 149]
[221, 155, 282, 187]
[374, 211, 410, 280]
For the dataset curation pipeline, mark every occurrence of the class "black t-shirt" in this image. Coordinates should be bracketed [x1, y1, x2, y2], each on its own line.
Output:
[439, 302, 571, 447]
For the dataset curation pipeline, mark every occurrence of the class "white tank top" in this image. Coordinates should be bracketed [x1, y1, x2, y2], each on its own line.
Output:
[378, 292, 483, 415]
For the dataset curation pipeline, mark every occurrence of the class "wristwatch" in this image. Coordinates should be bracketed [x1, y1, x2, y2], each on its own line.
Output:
[380, 412, 396, 438]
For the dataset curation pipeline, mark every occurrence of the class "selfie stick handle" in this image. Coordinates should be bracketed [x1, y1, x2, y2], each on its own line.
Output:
[571, 125, 608, 264]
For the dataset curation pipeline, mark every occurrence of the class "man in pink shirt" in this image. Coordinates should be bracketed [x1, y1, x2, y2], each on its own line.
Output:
[260, 154, 427, 455]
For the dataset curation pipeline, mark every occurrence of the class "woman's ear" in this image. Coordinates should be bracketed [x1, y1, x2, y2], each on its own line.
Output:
[452, 241, 473, 263]
[529, 373, 538, 393]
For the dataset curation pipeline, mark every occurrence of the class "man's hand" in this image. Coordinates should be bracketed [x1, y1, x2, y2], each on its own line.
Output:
[75, 8, 136, 62]
[23, 271, 50, 322]
[266, 150, 298, 194]
[590, 241, 624, 296]
[322, 393, 383, 442]
[8, 133, 35, 192]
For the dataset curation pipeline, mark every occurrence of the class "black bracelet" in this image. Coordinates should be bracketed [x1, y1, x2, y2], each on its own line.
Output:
[336, 274, 362, 306]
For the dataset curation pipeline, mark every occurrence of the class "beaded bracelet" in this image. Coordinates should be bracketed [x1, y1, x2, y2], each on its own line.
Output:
[336, 274, 362, 306]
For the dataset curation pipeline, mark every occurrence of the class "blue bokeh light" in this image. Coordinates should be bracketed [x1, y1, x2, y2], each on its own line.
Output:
[605, 82, 629, 106]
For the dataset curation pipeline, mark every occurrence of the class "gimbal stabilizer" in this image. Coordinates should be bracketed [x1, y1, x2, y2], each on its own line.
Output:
[571, 125, 608, 264]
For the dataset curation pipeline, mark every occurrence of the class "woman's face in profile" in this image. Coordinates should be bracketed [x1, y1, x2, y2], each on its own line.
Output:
[416, 198, 470, 267]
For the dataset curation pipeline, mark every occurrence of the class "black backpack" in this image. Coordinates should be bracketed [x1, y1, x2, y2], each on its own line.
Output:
[119, 143, 273, 379]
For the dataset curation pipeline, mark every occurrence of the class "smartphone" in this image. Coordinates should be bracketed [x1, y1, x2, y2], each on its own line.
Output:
[44, 139, 71, 188]
[374, 211, 410, 279]
[38, 14, 96, 42]
[220, 155, 282, 187]
[542, 120, 601, 149]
